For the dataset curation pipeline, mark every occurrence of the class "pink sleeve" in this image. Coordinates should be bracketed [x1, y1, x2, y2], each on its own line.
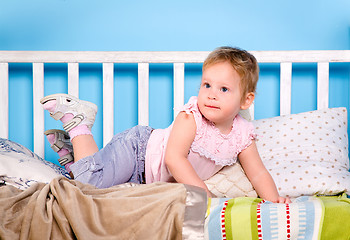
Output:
[237, 115, 257, 151]
[179, 96, 203, 129]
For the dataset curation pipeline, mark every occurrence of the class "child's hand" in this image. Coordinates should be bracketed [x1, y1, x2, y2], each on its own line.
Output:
[276, 196, 291, 204]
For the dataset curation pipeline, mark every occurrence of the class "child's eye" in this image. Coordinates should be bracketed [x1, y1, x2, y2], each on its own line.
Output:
[221, 87, 228, 92]
[204, 83, 210, 88]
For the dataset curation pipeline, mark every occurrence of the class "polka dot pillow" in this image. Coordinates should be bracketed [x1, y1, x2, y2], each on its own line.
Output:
[254, 107, 350, 198]
[205, 107, 350, 198]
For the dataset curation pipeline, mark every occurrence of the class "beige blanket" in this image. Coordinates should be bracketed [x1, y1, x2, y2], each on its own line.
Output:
[0, 177, 206, 240]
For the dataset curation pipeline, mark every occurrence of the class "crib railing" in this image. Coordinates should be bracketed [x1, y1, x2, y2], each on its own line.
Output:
[1, 50, 350, 158]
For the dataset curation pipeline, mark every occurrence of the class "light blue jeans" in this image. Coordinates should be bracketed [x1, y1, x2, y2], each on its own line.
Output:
[70, 125, 153, 188]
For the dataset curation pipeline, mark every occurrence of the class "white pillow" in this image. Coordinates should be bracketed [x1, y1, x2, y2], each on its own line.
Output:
[0, 138, 70, 189]
[206, 107, 350, 198]
[205, 162, 257, 198]
[254, 107, 350, 197]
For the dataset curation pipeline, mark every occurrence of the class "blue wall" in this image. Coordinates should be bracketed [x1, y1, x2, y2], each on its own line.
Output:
[1, 0, 350, 162]
[1, 0, 349, 51]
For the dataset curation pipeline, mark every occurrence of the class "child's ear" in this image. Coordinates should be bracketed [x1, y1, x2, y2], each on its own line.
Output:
[240, 92, 255, 110]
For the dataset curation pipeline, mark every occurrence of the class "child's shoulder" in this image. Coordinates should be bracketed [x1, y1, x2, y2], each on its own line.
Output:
[180, 96, 203, 122]
[234, 114, 256, 135]
[182, 96, 198, 112]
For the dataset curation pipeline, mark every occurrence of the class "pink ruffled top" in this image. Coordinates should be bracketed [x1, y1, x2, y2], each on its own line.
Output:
[145, 96, 256, 183]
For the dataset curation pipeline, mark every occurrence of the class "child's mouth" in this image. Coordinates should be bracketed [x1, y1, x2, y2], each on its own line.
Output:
[205, 105, 220, 109]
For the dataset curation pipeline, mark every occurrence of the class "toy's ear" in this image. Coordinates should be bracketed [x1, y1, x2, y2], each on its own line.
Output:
[240, 92, 255, 110]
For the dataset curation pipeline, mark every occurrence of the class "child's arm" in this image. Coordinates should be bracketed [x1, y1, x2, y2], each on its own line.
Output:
[165, 112, 212, 196]
[239, 141, 290, 203]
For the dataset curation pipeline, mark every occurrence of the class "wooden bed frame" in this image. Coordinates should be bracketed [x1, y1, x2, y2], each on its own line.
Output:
[1, 50, 350, 159]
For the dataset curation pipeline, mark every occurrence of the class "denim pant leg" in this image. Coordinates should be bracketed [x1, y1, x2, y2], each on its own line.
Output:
[70, 125, 153, 188]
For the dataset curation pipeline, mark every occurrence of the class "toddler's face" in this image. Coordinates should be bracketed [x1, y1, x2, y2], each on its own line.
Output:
[198, 61, 243, 134]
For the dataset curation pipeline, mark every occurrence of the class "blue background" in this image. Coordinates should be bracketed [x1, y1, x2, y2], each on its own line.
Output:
[1, 0, 350, 162]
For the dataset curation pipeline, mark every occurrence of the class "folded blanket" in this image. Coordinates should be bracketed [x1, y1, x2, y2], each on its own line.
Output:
[2, 176, 349, 240]
[205, 194, 350, 240]
[0, 177, 207, 240]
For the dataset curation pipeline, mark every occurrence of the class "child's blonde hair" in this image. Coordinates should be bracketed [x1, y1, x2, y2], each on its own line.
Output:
[203, 46, 259, 103]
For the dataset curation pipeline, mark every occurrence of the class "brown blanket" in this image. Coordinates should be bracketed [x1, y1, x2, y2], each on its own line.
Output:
[0, 177, 206, 240]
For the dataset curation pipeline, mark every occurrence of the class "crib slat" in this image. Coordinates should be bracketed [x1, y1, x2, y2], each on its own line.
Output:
[317, 62, 329, 109]
[280, 62, 292, 115]
[103, 63, 114, 146]
[0, 63, 9, 138]
[249, 104, 255, 120]
[173, 63, 185, 119]
[68, 63, 79, 97]
[33, 63, 45, 158]
[138, 63, 149, 126]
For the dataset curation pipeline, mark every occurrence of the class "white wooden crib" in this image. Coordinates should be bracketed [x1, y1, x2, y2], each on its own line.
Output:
[1, 50, 350, 159]
[1, 50, 350, 240]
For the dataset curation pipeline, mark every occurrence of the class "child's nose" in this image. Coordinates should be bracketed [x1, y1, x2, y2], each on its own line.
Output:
[208, 89, 217, 100]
